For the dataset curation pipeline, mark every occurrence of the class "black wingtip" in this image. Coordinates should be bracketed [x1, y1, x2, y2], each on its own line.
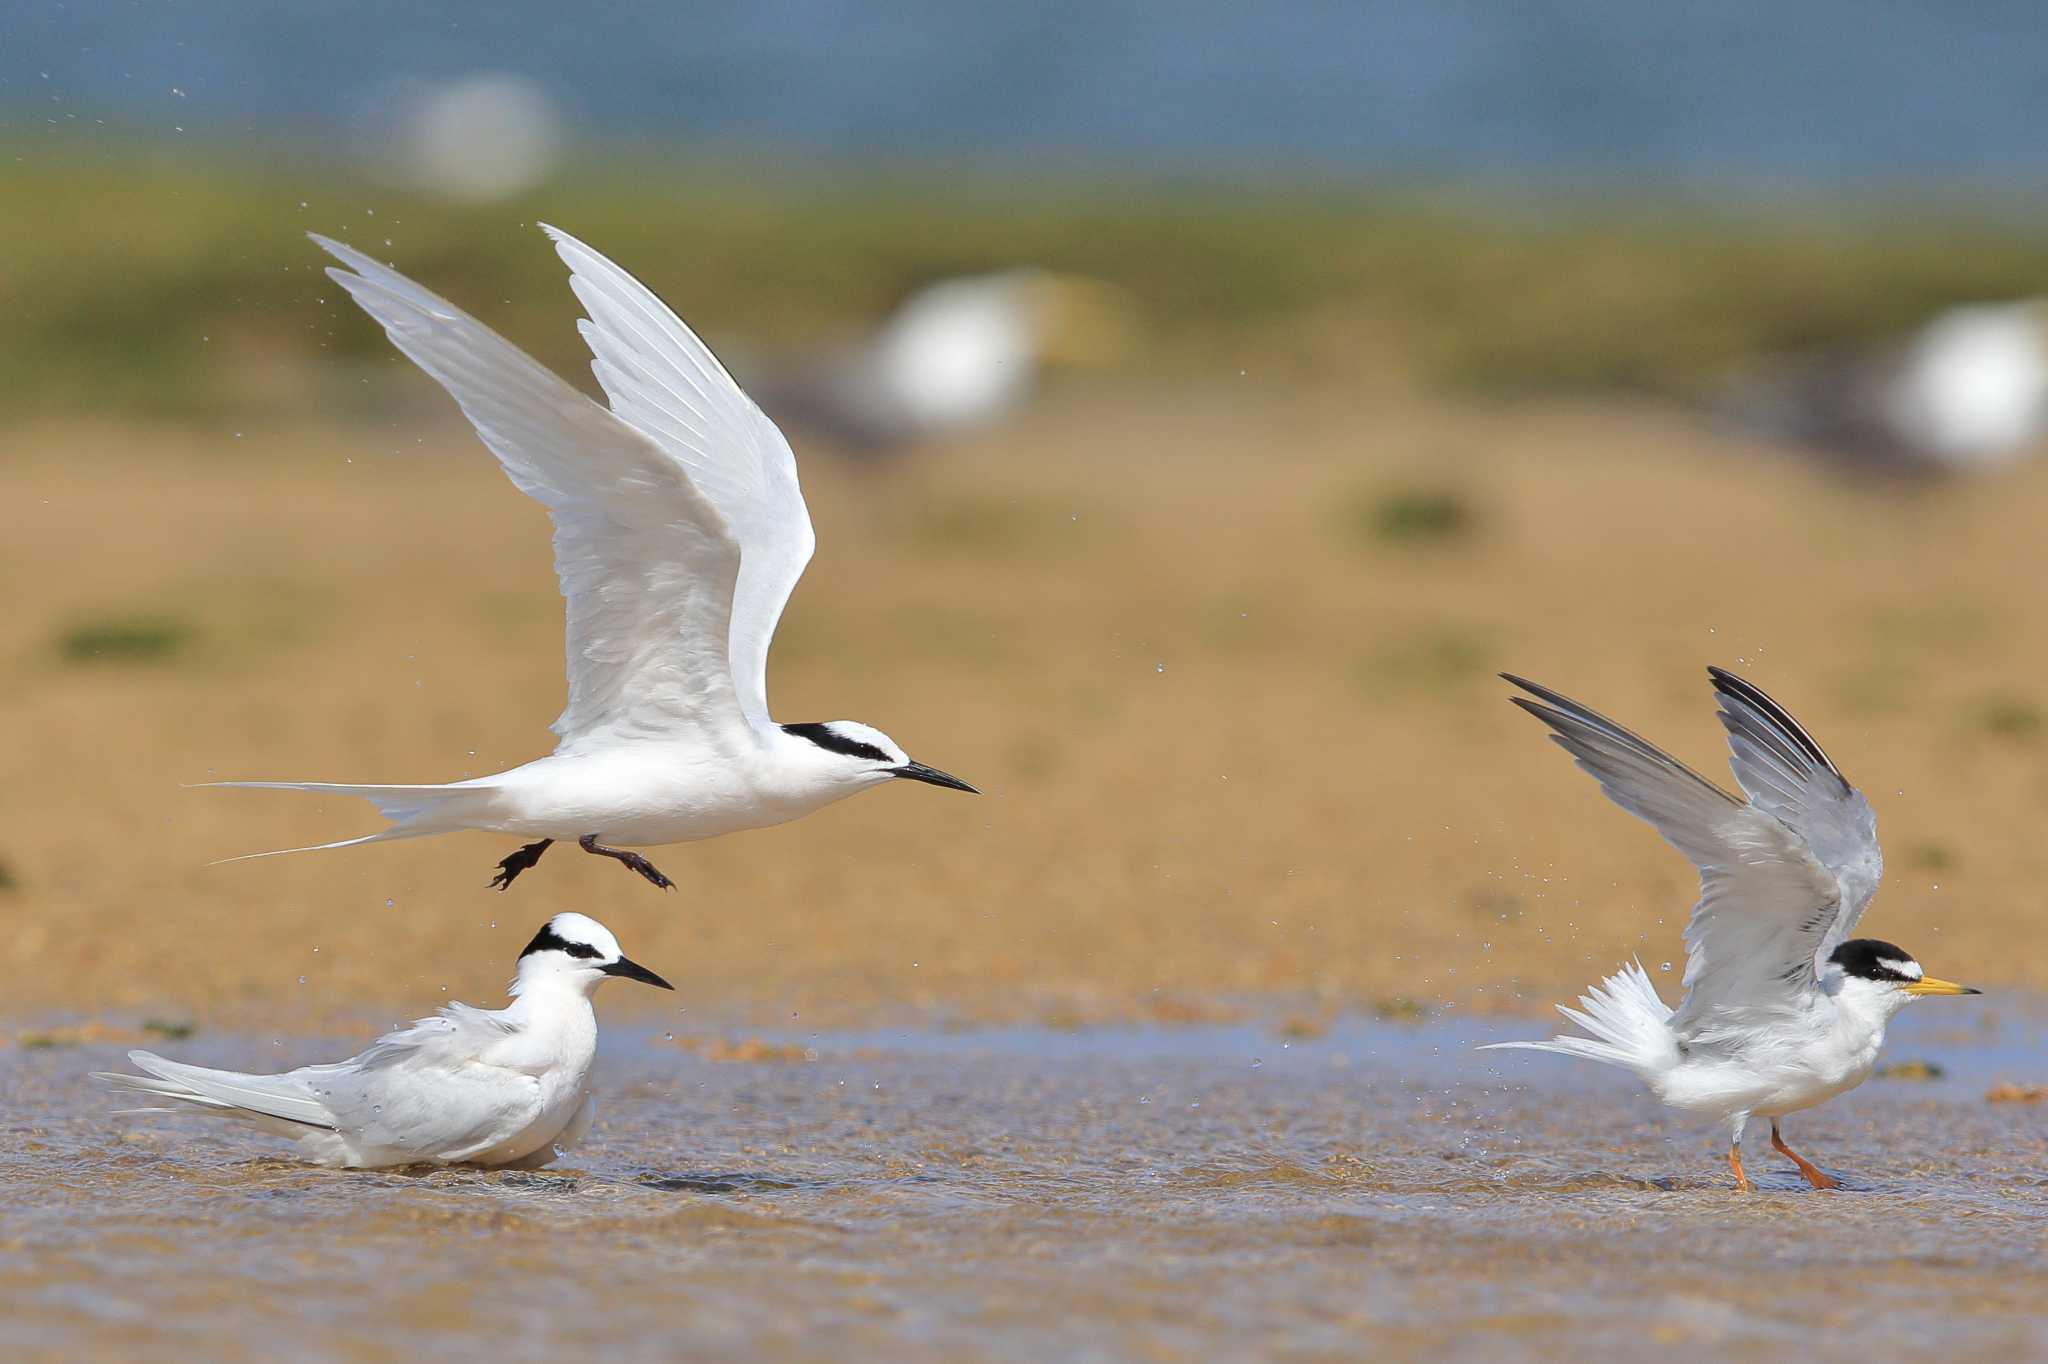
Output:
[1706, 664, 1845, 786]
[1499, 672, 1591, 720]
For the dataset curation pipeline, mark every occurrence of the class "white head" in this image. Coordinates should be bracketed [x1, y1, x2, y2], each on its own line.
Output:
[1822, 937, 1978, 1019]
[777, 721, 979, 798]
[511, 912, 672, 997]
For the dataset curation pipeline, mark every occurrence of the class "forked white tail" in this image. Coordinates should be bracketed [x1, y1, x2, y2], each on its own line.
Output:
[197, 781, 494, 863]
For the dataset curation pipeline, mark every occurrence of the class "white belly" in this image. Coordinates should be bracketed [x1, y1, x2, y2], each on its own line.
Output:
[472, 747, 844, 846]
[1659, 1016, 1886, 1120]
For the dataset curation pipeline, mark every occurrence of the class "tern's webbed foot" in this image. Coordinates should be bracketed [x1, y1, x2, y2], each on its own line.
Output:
[576, 834, 676, 891]
[489, 839, 553, 891]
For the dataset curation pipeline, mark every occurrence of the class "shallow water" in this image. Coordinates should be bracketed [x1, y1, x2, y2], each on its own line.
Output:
[4, 1006, 2044, 1361]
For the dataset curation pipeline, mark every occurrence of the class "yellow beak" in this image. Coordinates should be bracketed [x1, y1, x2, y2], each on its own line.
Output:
[1903, 977, 1981, 997]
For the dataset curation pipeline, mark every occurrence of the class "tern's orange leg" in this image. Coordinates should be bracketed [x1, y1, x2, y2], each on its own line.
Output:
[1727, 1143, 1752, 1192]
[1770, 1121, 1840, 1190]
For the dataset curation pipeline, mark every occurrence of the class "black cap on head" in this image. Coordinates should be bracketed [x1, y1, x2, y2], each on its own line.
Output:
[1829, 938, 1918, 982]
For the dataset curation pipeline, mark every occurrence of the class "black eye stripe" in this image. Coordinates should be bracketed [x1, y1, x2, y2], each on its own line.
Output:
[518, 924, 606, 962]
[783, 722, 892, 765]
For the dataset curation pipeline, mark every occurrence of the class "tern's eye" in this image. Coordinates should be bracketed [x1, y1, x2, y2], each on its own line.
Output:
[561, 942, 603, 960]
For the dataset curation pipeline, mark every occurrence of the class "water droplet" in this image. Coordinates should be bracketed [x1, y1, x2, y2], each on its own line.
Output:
[1250, 1058, 1264, 1069]
[297, 975, 306, 985]
[1660, 962, 1673, 972]
[1154, 661, 1166, 673]
[664, 1032, 674, 1042]
[385, 898, 396, 909]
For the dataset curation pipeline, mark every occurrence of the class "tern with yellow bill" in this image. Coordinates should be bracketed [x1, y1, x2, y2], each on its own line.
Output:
[1483, 667, 1980, 1191]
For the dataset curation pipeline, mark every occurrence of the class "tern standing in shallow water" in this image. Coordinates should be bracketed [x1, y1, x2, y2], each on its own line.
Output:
[1484, 668, 1979, 1191]
[209, 228, 977, 891]
[96, 914, 670, 1169]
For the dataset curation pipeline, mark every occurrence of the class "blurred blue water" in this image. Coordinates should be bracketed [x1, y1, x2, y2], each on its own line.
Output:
[6, 0, 2048, 190]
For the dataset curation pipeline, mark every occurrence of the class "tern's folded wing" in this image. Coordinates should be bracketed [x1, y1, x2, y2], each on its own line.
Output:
[316, 1010, 544, 1161]
[313, 235, 747, 750]
[1503, 674, 1846, 1042]
[545, 225, 816, 729]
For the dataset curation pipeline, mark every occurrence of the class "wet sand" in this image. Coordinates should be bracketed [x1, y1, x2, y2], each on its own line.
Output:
[6, 1004, 2044, 1361]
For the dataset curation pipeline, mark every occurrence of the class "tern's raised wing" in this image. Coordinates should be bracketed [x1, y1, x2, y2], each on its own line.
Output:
[544, 225, 815, 728]
[313, 235, 747, 751]
[1503, 673, 1850, 1043]
[1708, 667, 1883, 950]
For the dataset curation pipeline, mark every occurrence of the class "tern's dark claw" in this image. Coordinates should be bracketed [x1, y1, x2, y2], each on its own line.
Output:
[623, 854, 675, 890]
[490, 839, 554, 890]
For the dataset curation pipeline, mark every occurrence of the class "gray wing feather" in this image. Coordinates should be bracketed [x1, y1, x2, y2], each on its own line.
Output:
[1708, 666, 1883, 946]
[1504, 672, 1860, 1043]
[1503, 673, 1743, 868]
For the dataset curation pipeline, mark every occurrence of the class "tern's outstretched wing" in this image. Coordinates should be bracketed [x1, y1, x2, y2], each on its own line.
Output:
[1503, 672, 1865, 1044]
[544, 226, 815, 728]
[313, 235, 747, 751]
[1707, 666, 1883, 949]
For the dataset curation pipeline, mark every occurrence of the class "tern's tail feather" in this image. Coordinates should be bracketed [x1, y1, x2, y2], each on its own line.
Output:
[196, 780, 495, 862]
[94, 1051, 337, 1131]
[1479, 960, 1679, 1080]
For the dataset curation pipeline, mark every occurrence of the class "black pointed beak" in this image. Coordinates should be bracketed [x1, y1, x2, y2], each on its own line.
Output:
[892, 760, 979, 794]
[601, 956, 674, 991]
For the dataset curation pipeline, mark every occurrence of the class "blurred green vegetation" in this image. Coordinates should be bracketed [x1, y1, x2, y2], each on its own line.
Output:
[57, 613, 196, 664]
[1975, 694, 2043, 741]
[7, 145, 2048, 420]
[1359, 486, 1475, 543]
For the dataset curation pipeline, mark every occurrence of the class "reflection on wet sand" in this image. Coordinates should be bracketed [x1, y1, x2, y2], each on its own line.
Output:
[5, 1006, 2044, 1359]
